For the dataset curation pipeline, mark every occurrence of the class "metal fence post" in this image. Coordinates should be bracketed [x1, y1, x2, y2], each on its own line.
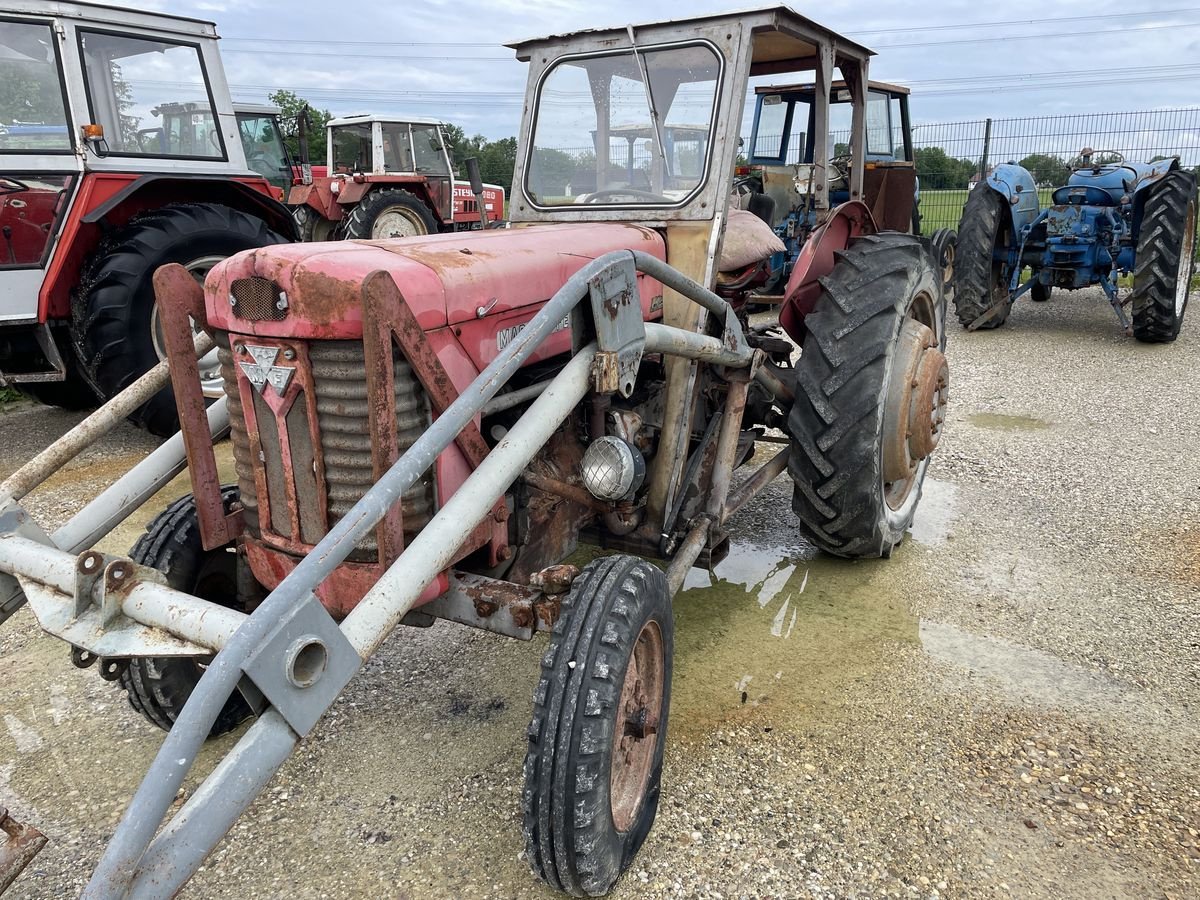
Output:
[979, 118, 992, 181]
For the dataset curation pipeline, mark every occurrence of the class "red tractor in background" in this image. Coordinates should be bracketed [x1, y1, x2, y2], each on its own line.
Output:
[0, 0, 296, 435]
[288, 114, 504, 241]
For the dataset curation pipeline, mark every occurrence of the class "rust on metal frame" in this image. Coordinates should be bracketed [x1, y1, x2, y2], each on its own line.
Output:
[152, 264, 241, 551]
[0, 807, 47, 895]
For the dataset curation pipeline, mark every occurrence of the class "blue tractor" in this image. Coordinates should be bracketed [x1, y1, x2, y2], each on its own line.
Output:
[953, 149, 1198, 342]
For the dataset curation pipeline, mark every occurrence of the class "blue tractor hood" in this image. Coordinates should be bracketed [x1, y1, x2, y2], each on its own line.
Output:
[1056, 158, 1176, 205]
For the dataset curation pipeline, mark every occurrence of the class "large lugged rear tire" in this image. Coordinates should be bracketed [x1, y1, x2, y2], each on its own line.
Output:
[1131, 170, 1197, 343]
[342, 188, 438, 240]
[71, 204, 288, 436]
[523, 555, 672, 897]
[788, 233, 947, 558]
[952, 186, 1012, 329]
[118, 489, 253, 738]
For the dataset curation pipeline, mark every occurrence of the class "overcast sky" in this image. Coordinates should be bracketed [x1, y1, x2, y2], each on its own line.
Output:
[92, 0, 1200, 140]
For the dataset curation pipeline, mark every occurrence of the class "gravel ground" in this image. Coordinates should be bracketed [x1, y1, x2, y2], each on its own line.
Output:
[1, 286, 1198, 899]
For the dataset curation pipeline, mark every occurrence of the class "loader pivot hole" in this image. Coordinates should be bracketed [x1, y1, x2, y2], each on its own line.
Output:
[610, 620, 665, 833]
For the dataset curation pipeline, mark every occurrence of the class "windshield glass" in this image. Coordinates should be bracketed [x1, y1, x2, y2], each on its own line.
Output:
[411, 125, 449, 176]
[381, 122, 414, 172]
[526, 42, 721, 206]
[331, 123, 371, 173]
[238, 112, 289, 190]
[79, 31, 222, 158]
[0, 20, 70, 152]
[828, 89, 894, 159]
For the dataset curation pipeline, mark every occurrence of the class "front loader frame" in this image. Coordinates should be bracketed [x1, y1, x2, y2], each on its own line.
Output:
[0, 250, 794, 898]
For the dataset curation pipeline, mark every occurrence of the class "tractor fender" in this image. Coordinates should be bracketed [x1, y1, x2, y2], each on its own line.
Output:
[80, 174, 297, 240]
[1128, 157, 1179, 242]
[982, 163, 1040, 235]
[779, 200, 876, 341]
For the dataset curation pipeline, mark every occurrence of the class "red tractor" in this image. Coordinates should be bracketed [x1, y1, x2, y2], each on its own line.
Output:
[0, 0, 295, 435]
[1, 6, 951, 897]
[288, 114, 505, 241]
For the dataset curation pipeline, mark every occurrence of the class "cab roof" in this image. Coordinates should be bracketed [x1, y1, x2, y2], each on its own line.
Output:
[506, 4, 874, 72]
[756, 79, 911, 96]
[327, 114, 447, 129]
[0, 0, 218, 37]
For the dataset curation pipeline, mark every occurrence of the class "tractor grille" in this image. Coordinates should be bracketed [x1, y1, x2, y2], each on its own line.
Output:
[229, 277, 288, 321]
[219, 339, 435, 561]
[309, 342, 435, 557]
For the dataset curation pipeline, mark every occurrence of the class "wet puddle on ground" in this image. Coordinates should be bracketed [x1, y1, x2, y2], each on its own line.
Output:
[664, 542, 919, 738]
[908, 477, 958, 546]
[967, 412, 1051, 431]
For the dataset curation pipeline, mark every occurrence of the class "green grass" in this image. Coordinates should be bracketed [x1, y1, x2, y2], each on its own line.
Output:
[0, 386, 21, 405]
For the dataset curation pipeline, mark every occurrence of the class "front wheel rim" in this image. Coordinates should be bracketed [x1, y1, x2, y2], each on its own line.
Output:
[609, 619, 665, 833]
[150, 254, 224, 398]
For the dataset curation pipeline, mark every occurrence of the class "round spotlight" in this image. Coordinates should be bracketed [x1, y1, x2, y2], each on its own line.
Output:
[581, 436, 645, 502]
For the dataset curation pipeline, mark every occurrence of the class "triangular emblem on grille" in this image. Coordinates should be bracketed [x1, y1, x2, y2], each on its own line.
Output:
[240, 344, 295, 395]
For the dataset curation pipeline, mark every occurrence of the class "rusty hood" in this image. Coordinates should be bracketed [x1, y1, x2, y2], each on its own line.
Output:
[203, 223, 667, 340]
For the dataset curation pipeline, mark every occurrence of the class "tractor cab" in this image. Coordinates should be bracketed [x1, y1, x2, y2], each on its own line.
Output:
[505, 7, 938, 308]
[745, 80, 915, 229]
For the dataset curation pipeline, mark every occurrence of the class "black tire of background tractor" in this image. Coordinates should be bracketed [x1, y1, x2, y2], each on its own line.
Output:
[523, 555, 673, 897]
[292, 203, 336, 242]
[119, 488, 253, 738]
[1130, 170, 1198, 343]
[1031, 282, 1052, 302]
[788, 233, 944, 559]
[71, 204, 288, 437]
[342, 189, 438, 240]
[952, 186, 1012, 329]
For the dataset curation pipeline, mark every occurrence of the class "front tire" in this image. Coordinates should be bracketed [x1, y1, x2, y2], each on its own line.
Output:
[953, 186, 1012, 329]
[523, 555, 672, 897]
[788, 233, 948, 558]
[71, 204, 288, 436]
[1131, 170, 1197, 343]
[119, 488, 254, 738]
[342, 189, 438, 240]
[1031, 282, 1052, 302]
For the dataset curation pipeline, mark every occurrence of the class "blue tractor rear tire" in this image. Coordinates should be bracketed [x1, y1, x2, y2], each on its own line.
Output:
[1131, 170, 1197, 343]
[952, 187, 1012, 329]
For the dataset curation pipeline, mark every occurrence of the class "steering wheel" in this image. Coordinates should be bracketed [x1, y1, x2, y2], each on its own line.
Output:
[1071, 148, 1124, 170]
[583, 188, 672, 204]
[828, 153, 853, 183]
[0, 176, 30, 195]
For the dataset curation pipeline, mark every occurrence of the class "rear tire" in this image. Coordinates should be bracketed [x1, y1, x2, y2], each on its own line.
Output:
[788, 233, 947, 558]
[71, 203, 287, 436]
[953, 186, 1012, 329]
[342, 189, 438, 240]
[293, 204, 336, 242]
[1131, 170, 1197, 343]
[119, 488, 253, 738]
[523, 555, 672, 897]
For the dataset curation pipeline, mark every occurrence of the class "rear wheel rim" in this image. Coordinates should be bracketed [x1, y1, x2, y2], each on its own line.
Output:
[610, 619, 665, 833]
[150, 254, 224, 397]
[1176, 197, 1196, 317]
[371, 207, 427, 239]
[882, 289, 947, 512]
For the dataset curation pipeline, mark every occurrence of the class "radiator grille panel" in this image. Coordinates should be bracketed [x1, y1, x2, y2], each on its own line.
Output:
[230, 277, 287, 321]
[309, 341, 435, 559]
